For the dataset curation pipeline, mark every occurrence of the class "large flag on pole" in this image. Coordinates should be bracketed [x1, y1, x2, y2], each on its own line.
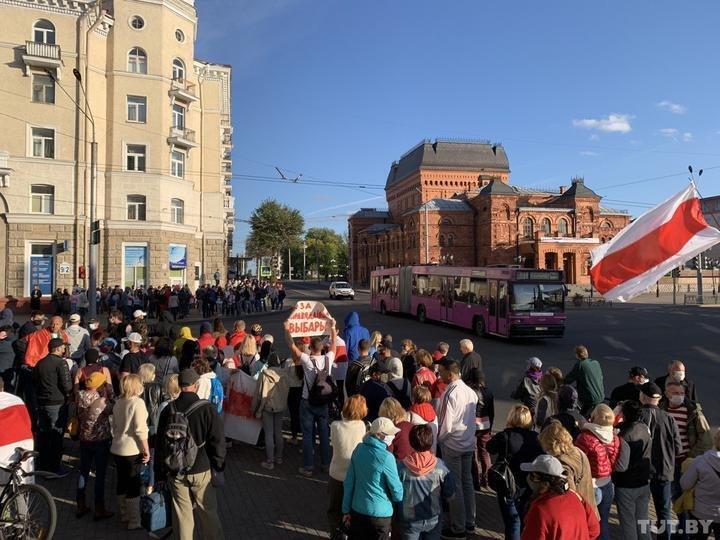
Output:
[590, 182, 720, 302]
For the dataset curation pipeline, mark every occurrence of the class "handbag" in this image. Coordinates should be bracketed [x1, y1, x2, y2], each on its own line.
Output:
[66, 402, 79, 440]
[488, 432, 518, 500]
[141, 488, 172, 532]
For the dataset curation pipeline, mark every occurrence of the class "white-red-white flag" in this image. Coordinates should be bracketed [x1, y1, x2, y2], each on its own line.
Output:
[590, 182, 720, 301]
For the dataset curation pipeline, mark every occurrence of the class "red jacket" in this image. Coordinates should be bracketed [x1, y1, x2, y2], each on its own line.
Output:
[521, 490, 600, 540]
[24, 328, 69, 368]
[197, 332, 215, 352]
[574, 429, 621, 479]
[228, 331, 246, 349]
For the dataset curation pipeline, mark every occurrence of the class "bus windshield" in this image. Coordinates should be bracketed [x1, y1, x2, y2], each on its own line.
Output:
[510, 282, 565, 313]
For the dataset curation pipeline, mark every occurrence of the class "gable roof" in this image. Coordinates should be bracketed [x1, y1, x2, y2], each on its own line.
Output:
[477, 179, 515, 195]
[349, 208, 391, 219]
[557, 178, 600, 199]
[404, 198, 473, 215]
[386, 139, 509, 188]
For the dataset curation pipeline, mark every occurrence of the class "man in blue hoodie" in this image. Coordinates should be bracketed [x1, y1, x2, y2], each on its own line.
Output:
[342, 311, 370, 363]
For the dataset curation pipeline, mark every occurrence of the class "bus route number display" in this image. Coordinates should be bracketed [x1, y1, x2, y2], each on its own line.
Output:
[516, 271, 561, 281]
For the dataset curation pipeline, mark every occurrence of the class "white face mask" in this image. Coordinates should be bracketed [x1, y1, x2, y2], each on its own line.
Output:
[672, 371, 685, 382]
[383, 434, 395, 447]
[89, 323, 99, 331]
[669, 395, 684, 407]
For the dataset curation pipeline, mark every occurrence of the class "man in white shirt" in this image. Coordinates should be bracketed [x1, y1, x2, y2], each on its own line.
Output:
[284, 315, 337, 476]
[436, 358, 478, 539]
[65, 313, 90, 362]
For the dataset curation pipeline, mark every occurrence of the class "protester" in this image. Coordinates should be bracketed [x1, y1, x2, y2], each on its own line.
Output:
[213, 318, 229, 349]
[342, 311, 370, 363]
[155, 368, 226, 540]
[237, 335, 259, 372]
[534, 372, 559, 430]
[511, 357, 542, 412]
[0, 324, 15, 393]
[544, 384, 586, 439]
[119, 332, 148, 376]
[66, 313, 91, 362]
[139, 363, 164, 441]
[252, 352, 289, 470]
[155, 311, 177, 339]
[360, 364, 393, 422]
[74, 348, 112, 396]
[379, 397, 414, 460]
[368, 330, 382, 358]
[574, 404, 621, 540]
[377, 341, 403, 383]
[387, 358, 411, 409]
[612, 400, 652, 540]
[174, 326, 194, 359]
[458, 339, 482, 382]
[408, 385, 438, 454]
[286, 339, 306, 446]
[346, 338, 373, 396]
[33, 337, 72, 474]
[399, 339, 418, 384]
[111, 374, 150, 530]
[197, 322, 214, 352]
[75, 371, 114, 521]
[151, 337, 179, 387]
[654, 360, 697, 402]
[564, 345, 604, 416]
[412, 348, 437, 389]
[538, 421, 598, 513]
[342, 417, 403, 539]
[610, 366, 648, 408]
[520, 454, 600, 540]
[395, 424, 456, 540]
[436, 358, 478, 538]
[228, 320, 247, 349]
[328, 395, 368, 534]
[660, 381, 712, 460]
[192, 356, 217, 401]
[679, 428, 720, 540]
[487, 405, 543, 540]
[467, 367, 494, 490]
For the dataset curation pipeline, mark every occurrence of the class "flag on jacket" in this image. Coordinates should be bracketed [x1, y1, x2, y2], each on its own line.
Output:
[0, 392, 34, 483]
[590, 182, 720, 301]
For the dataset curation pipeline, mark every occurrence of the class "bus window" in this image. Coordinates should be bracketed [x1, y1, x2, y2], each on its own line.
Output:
[428, 275, 443, 299]
[498, 281, 508, 318]
[414, 274, 429, 296]
[488, 281, 497, 316]
[510, 282, 565, 312]
[454, 276, 470, 303]
[469, 277, 488, 305]
[391, 275, 399, 297]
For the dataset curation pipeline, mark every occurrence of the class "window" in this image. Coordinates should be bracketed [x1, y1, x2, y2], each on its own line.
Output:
[448, 234, 455, 247]
[541, 218, 552, 236]
[31, 185, 54, 214]
[171, 150, 185, 178]
[32, 74, 55, 104]
[31, 127, 54, 158]
[175, 29, 185, 42]
[170, 198, 184, 224]
[439, 234, 445, 247]
[33, 19, 55, 44]
[127, 95, 147, 123]
[130, 16, 144, 30]
[128, 47, 147, 74]
[127, 195, 146, 221]
[172, 104, 185, 129]
[126, 144, 146, 171]
[522, 217, 534, 239]
[172, 58, 185, 81]
[558, 218, 569, 237]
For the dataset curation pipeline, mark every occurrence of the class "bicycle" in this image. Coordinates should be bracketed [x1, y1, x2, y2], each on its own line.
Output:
[0, 448, 58, 540]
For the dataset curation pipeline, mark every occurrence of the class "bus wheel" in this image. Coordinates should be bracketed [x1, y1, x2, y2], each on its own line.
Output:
[380, 301, 387, 315]
[417, 305, 426, 323]
[474, 317, 486, 337]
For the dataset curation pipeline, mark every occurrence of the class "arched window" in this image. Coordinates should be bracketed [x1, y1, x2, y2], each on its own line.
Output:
[128, 47, 147, 74]
[522, 217, 534, 239]
[558, 218, 569, 237]
[172, 58, 185, 81]
[541, 218, 552, 236]
[503, 205, 511, 221]
[448, 234, 455, 247]
[600, 220, 613, 231]
[170, 198, 184, 224]
[33, 20, 55, 44]
[439, 234, 445, 247]
[440, 218, 453, 226]
[586, 207, 595, 222]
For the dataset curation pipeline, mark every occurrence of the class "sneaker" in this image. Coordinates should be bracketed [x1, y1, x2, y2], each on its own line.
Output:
[260, 461, 274, 470]
[466, 525, 476, 535]
[274, 457, 283, 465]
[298, 467, 313, 477]
[441, 529, 466, 540]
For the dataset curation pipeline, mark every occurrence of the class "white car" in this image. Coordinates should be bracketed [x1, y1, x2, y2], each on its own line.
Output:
[329, 281, 355, 300]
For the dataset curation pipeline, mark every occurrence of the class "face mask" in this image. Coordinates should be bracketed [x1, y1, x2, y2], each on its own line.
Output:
[383, 434, 395, 447]
[672, 371, 685, 382]
[89, 323, 99, 331]
[669, 395, 684, 407]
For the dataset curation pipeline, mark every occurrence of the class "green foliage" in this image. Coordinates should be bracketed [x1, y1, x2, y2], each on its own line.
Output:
[304, 227, 348, 277]
[246, 199, 304, 258]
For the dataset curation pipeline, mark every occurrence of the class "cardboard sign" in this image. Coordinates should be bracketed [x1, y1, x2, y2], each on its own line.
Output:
[286, 301, 331, 337]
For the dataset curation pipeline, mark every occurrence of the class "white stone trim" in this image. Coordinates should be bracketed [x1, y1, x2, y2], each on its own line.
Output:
[539, 237, 600, 244]
[0, 0, 90, 16]
[105, 219, 197, 235]
[5, 213, 75, 224]
[517, 207, 574, 213]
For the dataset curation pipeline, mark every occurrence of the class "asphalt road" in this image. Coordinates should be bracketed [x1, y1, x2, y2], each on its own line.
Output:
[210, 281, 719, 427]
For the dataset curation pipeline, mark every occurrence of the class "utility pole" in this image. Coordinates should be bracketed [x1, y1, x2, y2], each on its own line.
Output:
[287, 246, 292, 281]
[302, 242, 307, 281]
[697, 253, 704, 304]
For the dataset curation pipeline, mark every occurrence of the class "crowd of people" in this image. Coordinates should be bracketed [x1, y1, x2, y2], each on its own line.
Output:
[0, 297, 718, 540]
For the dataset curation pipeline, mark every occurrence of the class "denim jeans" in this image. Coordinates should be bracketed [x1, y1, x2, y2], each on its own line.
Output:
[441, 445, 475, 534]
[597, 481, 615, 540]
[262, 410, 284, 463]
[77, 439, 111, 505]
[651, 479, 673, 540]
[300, 399, 329, 470]
[497, 493, 521, 540]
[36, 403, 66, 472]
[615, 485, 651, 540]
[398, 517, 441, 540]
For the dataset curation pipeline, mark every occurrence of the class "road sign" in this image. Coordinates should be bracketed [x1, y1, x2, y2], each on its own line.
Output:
[58, 262, 71, 275]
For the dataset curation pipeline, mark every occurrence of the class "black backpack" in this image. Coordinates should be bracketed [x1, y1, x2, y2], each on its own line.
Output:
[488, 432, 518, 500]
[307, 356, 338, 407]
[163, 400, 208, 475]
[388, 378, 411, 409]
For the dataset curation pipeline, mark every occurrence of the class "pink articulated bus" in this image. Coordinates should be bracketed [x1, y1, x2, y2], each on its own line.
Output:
[370, 265, 566, 338]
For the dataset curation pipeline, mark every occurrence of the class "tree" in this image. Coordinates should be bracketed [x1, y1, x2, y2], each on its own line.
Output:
[246, 200, 304, 264]
[303, 227, 348, 279]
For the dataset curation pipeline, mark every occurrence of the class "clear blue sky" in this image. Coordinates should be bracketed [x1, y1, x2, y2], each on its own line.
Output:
[195, 0, 720, 253]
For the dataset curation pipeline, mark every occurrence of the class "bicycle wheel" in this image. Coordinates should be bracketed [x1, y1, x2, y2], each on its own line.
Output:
[0, 484, 57, 540]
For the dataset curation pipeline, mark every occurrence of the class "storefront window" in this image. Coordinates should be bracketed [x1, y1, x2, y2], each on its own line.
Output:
[124, 245, 147, 288]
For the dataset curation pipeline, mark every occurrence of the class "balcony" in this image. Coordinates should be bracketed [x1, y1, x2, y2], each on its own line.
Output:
[222, 134, 232, 147]
[221, 163, 232, 173]
[169, 78, 198, 103]
[0, 151, 12, 188]
[167, 126, 198, 149]
[224, 178, 232, 186]
[223, 195, 235, 214]
[222, 151, 232, 161]
[22, 41, 62, 76]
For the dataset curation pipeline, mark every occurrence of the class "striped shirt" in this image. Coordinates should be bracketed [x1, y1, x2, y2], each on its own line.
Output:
[667, 405, 689, 459]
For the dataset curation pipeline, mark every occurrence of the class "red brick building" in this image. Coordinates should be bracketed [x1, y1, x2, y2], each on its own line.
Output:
[349, 139, 631, 285]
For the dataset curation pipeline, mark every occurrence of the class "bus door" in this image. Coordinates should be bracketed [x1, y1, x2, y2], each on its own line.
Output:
[488, 280, 498, 333]
[442, 277, 454, 322]
[497, 281, 508, 336]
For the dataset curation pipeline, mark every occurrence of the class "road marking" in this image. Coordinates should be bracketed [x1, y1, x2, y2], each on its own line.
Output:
[692, 345, 720, 364]
[291, 288, 315, 298]
[698, 322, 720, 335]
[604, 316, 620, 326]
[602, 355, 632, 363]
[603, 336, 634, 352]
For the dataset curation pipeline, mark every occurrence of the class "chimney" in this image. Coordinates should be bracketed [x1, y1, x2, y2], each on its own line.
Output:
[559, 185, 568, 194]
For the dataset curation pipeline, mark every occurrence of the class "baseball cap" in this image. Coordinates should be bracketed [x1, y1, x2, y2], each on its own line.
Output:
[520, 454, 566, 478]
[528, 357, 542, 369]
[629, 366, 649, 378]
[369, 417, 401, 437]
[179, 368, 200, 387]
[69, 313, 81, 323]
[133, 310, 146, 319]
[126, 332, 142, 344]
[100, 337, 117, 351]
[48, 337, 65, 351]
[640, 382, 662, 399]
[85, 372, 106, 390]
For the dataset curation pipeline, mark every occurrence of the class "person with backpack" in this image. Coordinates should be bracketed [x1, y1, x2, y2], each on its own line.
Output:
[192, 356, 224, 414]
[387, 361, 411, 410]
[345, 338, 373, 397]
[252, 352, 289, 470]
[283, 315, 338, 477]
[680, 428, 720, 540]
[510, 357, 542, 412]
[360, 363, 393, 423]
[379, 397, 414, 460]
[543, 385, 586, 439]
[154, 369, 226, 540]
[487, 405, 543, 540]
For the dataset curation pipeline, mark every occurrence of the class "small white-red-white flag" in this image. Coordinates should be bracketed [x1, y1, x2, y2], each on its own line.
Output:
[590, 182, 720, 301]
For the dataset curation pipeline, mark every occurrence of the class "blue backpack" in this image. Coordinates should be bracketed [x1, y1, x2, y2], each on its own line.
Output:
[209, 377, 224, 414]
